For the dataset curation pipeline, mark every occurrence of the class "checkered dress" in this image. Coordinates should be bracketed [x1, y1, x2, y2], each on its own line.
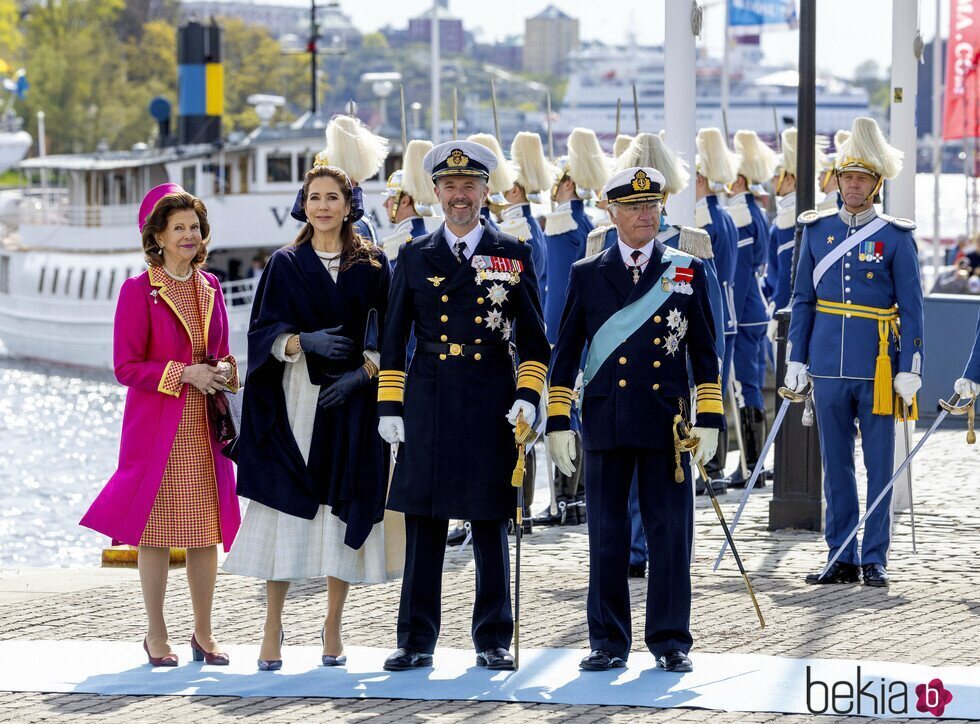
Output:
[140, 274, 222, 548]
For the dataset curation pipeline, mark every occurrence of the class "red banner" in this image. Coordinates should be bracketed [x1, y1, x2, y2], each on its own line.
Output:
[944, 0, 980, 140]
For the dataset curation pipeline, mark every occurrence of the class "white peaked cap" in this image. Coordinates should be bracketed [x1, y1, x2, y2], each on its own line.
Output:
[734, 130, 778, 184]
[510, 131, 553, 194]
[325, 114, 389, 183]
[614, 132, 690, 196]
[401, 140, 438, 206]
[836, 117, 903, 179]
[695, 127, 739, 185]
[613, 134, 634, 158]
[566, 127, 610, 192]
[467, 133, 518, 195]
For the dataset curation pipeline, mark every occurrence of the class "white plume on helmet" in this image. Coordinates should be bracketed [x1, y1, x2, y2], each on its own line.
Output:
[612, 133, 634, 159]
[401, 139, 438, 206]
[836, 117, 903, 179]
[614, 132, 690, 196]
[510, 131, 553, 194]
[325, 114, 389, 183]
[695, 127, 739, 185]
[467, 133, 518, 195]
[565, 127, 610, 192]
[734, 130, 777, 184]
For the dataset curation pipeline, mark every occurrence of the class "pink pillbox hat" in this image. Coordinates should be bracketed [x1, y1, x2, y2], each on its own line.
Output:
[138, 183, 185, 232]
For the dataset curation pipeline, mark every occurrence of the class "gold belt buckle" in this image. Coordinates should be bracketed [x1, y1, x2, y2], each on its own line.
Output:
[449, 343, 464, 357]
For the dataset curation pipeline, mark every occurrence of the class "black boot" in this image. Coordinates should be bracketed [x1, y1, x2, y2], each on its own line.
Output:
[730, 407, 767, 489]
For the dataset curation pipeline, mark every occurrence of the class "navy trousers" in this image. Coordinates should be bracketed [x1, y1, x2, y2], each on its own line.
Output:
[584, 449, 694, 659]
[734, 324, 767, 409]
[628, 473, 647, 566]
[397, 515, 513, 654]
[812, 377, 896, 567]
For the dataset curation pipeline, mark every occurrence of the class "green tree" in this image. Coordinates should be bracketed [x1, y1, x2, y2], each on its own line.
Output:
[0, 0, 23, 62]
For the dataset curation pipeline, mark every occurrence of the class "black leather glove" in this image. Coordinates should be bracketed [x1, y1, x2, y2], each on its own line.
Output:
[299, 325, 353, 360]
[318, 367, 370, 408]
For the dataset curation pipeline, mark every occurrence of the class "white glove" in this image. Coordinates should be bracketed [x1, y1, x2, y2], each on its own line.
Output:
[506, 399, 537, 428]
[953, 376, 980, 398]
[546, 430, 577, 477]
[690, 426, 719, 467]
[893, 372, 922, 406]
[784, 361, 810, 393]
[378, 416, 405, 444]
[766, 318, 779, 342]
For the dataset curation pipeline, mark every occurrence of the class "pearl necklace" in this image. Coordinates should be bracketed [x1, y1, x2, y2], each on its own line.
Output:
[162, 265, 194, 282]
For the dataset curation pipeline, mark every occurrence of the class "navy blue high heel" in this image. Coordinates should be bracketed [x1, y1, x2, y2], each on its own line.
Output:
[321, 626, 347, 666]
[257, 629, 285, 672]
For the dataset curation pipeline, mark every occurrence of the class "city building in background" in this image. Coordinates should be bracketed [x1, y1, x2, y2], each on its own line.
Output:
[522, 4, 579, 76]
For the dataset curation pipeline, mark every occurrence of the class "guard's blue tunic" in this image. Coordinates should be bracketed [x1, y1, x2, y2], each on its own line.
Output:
[788, 206, 924, 567]
[699, 195, 738, 391]
[546, 240, 723, 660]
[355, 215, 378, 245]
[543, 199, 594, 345]
[729, 194, 771, 409]
[965, 309, 980, 383]
[499, 202, 548, 302]
[767, 216, 796, 310]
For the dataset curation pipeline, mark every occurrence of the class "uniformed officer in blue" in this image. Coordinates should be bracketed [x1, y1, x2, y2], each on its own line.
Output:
[380, 139, 438, 262]
[728, 130, 778, 484]
[500, 130, 552, 302]
[694, 127, 740, 482]
[546, 166, 725, 674]
[786, 116, 924, 588]
[953, 309, 980, 402]
[765, 128, 810, 318]
[377, 140, 550, 671]
[321, 114, 388, 244]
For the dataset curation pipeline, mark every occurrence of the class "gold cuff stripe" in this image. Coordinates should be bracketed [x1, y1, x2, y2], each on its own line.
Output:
[378, 388, 405, 403]
[518, 361, 548, 374]
[547, 401, 573, 417]
[698, 400, 724, 415]
[517, 377, 546, 395]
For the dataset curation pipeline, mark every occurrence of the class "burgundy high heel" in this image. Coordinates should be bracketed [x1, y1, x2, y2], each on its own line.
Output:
[190, 633, 230, 665]
[143, 637, 178, 667]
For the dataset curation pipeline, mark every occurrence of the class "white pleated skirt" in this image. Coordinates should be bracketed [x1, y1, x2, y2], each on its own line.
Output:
[223, 499, 389, 584]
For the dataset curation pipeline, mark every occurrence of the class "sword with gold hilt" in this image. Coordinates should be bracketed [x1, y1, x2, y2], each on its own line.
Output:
[674, 414, 766, 629]
[510, 409, 537, 670]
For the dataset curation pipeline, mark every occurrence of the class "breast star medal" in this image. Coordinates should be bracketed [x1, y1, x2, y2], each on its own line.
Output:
[827, 235, 835, 244]
[487, 282, 509, 307]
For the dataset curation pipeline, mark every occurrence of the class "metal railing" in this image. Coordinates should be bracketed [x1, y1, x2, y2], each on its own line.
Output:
[18, 201, 138, 228]
[221, 276, 259, 308]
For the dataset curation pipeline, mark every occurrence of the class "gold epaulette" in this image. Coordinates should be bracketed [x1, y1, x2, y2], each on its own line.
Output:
[516, 361, 548, 396]
[696, 378, 724, 415]
[378, 370, 407, 404]
[547, 385, 576, 418]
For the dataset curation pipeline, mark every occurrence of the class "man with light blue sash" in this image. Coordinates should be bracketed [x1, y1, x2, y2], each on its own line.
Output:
[786, 117, 923, 588]
[694, 128, 739, 483]
[546, 166, 724, 674]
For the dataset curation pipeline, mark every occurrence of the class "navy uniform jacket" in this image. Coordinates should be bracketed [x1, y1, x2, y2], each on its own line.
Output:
[964, 309, 980, 383]
[379, 221, 550, 520]
[499, 202, 548, 302]
[788, 207, 924, 380]
[546, 240, 725, 451]
[544, 199, 594, 344]
[728, 194, 771, 327]
[697, 195, 738, 337]
[767, 196, 796, 309]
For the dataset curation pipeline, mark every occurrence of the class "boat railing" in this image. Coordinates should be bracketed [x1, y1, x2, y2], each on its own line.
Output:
[221, 276, 258, 309]
[19, 200, 138, 228]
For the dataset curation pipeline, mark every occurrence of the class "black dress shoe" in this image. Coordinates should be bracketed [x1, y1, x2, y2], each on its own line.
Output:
[476, 647, 515, 670]
[656, 649, 693, 672]
[862, 563, 889, 587]
[805, 561, 861, 584]
[383, 647, 433, 671]
[579, 649, 626, 671]
[446, 525, 468, 546]
[627, 562, 646, 578]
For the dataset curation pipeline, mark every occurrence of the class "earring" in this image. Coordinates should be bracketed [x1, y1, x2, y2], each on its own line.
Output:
[343, 215, 349, 221]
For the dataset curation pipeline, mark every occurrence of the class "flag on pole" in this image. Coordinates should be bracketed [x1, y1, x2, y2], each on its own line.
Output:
[728, 0, 798, 30]
[943, 0, 980, 140]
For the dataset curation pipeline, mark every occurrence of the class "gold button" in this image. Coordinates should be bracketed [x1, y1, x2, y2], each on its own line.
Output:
[441, 314, 448, 322]
[618, 379, 627, 388]
[619, 356, 627, 365]
[475, 316, 482, 323]
[652, 383, 660, 391]
[866, 272, 874, 279]
[475, 338, 482, 344]
[654, 337, 661, 345]
[845, 300, 852, 305]
[474, 353, 482, 361]
[440, 334, 448, 342]
[477, 297, 485, 304]
[653, 360, 661, 368]
[654, 315, 662, 323]
[441, 294, 449, 302]
[439, 354, 447, 360]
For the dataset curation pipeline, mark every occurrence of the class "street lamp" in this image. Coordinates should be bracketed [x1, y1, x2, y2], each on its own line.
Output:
[362, 71, 401, 131]
[411, 101, 422, 138]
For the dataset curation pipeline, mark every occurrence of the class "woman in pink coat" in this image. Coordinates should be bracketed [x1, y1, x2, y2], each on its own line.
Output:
[80, 184, 241, 667]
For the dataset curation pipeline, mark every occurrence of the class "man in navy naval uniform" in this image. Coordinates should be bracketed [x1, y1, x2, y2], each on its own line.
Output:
[377, 140, 550, 671]
[728, 130, 779, 485]
[380, 139, 438, 263]
[546, 166, 724, 673]
[786, 116, 924, 588]
[954, 309, 980, 401]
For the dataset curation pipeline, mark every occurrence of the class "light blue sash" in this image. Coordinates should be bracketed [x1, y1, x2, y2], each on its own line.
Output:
[582, 247, 688, 387]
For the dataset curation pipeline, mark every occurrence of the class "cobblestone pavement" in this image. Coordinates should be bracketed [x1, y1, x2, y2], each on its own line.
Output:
[1, 429, 977, 722]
